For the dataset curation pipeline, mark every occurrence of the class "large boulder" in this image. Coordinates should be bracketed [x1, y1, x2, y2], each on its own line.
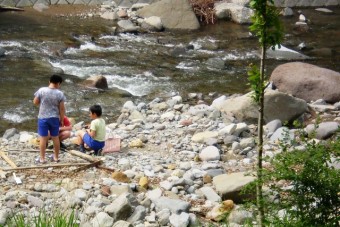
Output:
[213, 172, 256, 202]
[270, 62, 340, 103]
[81, 75, 108, 89]
[136, 0, 200, 30]
[215, 2, 253, 24]
[214, 90, 307, 124]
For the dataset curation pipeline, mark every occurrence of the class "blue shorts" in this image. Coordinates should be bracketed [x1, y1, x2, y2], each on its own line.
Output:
[83, 133, 105, 151]
[38, 118, 60, 137]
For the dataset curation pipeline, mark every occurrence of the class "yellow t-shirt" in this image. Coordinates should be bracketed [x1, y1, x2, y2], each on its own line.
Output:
[90, 118, 106, 142]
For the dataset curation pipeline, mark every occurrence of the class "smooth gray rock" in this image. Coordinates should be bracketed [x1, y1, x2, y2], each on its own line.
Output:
[127, 205, 146, 224]
[199, 146, 220, 161]
[92, 212, 114, 227]
[2, 128, 18, 139]
[169, 212, 190, 227]
[213, 172, 256, 202]
[153, 196, 190, 214]
[218, 90, 307, 124]
[305, 121, 339, 139]
[198, 186, 221, 202]
[136, 0, 200, 30]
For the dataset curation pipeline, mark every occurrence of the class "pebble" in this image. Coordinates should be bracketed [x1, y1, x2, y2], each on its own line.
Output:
[0, 95, 339, 226]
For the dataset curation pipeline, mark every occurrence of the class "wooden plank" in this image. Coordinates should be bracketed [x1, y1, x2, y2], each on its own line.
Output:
[3, 163, 89, 171]
[67, 149, 101, 163]
[72, 160, 102, 173]
[97, 165, 115, 172]
[0, 151, 17, 168]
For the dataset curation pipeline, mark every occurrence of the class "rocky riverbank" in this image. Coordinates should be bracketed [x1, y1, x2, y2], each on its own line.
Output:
[1, 85, 339, 226]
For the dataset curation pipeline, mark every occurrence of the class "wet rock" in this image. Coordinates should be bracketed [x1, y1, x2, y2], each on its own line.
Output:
[81, 75, 108, 89]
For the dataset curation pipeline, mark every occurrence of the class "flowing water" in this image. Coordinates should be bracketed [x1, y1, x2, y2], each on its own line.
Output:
[0, 7, 339, 134]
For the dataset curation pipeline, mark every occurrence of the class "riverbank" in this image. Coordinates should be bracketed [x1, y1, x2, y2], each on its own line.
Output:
[1, 89, 339, 226]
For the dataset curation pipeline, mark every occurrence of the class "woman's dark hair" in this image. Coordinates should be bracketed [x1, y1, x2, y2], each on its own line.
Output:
[90, 105, 102, 117]
[49, 74, 63, 84]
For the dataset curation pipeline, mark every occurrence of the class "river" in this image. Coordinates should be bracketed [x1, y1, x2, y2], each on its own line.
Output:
[0, 6, 339, 134]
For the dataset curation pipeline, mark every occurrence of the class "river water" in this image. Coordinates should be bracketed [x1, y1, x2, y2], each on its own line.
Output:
[0, 7, 339, 134]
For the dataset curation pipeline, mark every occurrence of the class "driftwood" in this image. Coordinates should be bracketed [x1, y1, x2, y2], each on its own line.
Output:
[0, 151, 17, 168]
[0, 5, 24, 12]
[7, 149, 55, 153]
[67, 149, 101, 163]
[72, 160, 102, 173]
[3, 163, 90, 171]
[97, 165, 115, 172]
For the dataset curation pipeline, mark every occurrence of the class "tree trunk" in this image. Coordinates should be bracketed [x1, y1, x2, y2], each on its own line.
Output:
[257, 43, 266, 227]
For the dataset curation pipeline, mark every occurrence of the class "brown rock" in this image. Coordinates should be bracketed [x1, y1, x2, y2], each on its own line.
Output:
[117, 9, 128, 18]
[101, 185, 111, 196]
[222, 200, 234, 211]
[203, 174, 212, 184]
[112, 172, 130, 183]
[180, 119, 192, 126]
[270, 62, 340, 103]
[81, 75, 108, 89]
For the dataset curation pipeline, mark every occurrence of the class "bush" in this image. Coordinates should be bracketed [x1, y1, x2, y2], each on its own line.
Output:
[264, 133, 340, 226]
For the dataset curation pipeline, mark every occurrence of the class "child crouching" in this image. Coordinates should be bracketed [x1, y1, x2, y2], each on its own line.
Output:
[77, 105, 106, 155]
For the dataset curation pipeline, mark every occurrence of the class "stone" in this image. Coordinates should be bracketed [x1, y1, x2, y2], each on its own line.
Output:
[112, 172, 130, 183]
[191, 131, 218, 143]
[129, 139, 144, 148]
[92, 212, 114, 227]
[169, 212, 190, 227]
[199, 146, 220, 161]
[270, 62, 340, 103]
[305, 121, 339, 139]
[217, 90, 307, 124]
[81, 75, 108, 89]
[139, 176, 149, 189]
[153, 196, 190, 213]
[213, 172, 256, 202]
[136, 0, 200, 30]
[113, 220, 133, 227]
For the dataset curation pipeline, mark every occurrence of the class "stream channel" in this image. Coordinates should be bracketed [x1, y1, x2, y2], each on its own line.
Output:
[0, 6, 339, 134]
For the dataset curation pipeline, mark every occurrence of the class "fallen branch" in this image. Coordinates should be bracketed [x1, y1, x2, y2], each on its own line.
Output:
[3, 163, 90, 171]
[72, 160, 102, 173]
[67, 149, 101, 163]
[6, 149, 54, 153]
[97, 165, 115, 172]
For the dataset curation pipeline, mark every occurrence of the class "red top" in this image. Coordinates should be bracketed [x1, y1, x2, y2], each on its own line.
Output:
[63, 116, 71, 127]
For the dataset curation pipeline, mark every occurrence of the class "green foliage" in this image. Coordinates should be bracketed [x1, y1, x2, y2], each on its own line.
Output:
[247, 64, 262, 104]
[6, 209, 79, 227]
[265, 134, 340, 226]
[249, 0, 284, 48]
[247, 0, 284, 103]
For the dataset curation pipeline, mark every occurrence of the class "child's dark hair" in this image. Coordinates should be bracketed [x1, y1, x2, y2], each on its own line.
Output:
[90, 105, 102, 117]
[50, 74, 63, 84]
